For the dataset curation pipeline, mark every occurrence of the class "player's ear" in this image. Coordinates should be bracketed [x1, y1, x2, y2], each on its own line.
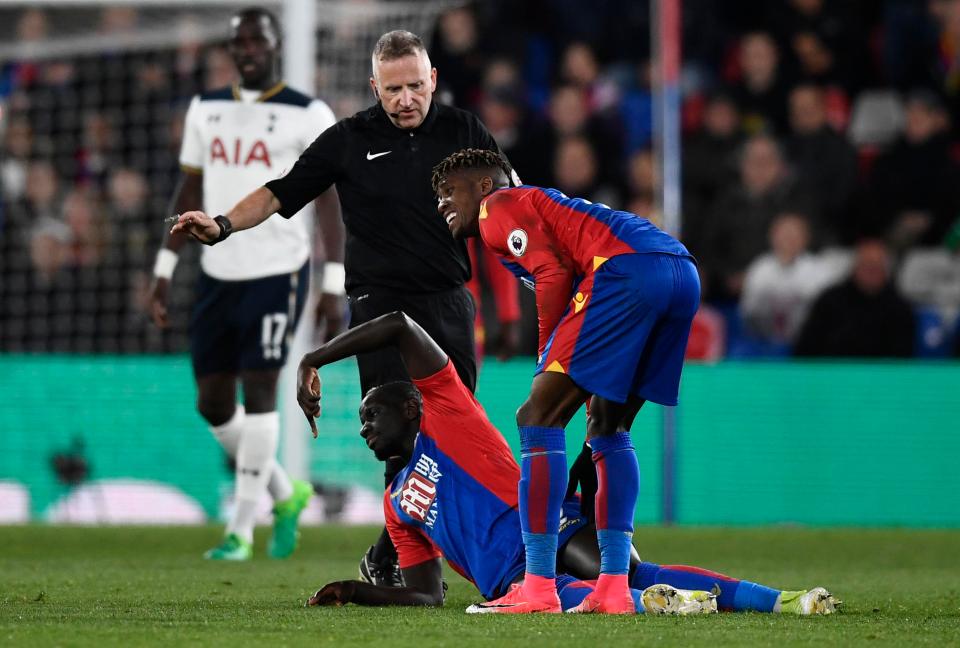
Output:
[402, 397, 420, 421]
[370, 77, 379, 100]
[479, 175, 494, 197]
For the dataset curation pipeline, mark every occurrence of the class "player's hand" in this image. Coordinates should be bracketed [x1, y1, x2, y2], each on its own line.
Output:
[297, 360, 322, 438]
[494, 320, 520, 361]
[315, 292, 345, 343]
[170, 210, 220, 244]
[148, 277, 170, 328]
[306, 580, 356, 607]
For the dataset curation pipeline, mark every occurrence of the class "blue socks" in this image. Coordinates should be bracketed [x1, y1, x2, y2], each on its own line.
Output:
[630, 561, 781, 612]
[518, 426, 567, 579]
[591, 432, 639, 575]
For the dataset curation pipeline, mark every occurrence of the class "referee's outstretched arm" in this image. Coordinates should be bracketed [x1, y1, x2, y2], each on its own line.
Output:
[170, 185, 282, 244]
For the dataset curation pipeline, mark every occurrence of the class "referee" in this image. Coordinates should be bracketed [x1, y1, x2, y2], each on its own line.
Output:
[172, 30, 510, 585]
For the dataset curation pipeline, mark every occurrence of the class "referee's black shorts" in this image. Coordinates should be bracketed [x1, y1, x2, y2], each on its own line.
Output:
[347, 284, 477, 395]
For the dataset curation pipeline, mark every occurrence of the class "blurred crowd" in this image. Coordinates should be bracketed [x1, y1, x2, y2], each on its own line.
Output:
[3, 0, 960, 358]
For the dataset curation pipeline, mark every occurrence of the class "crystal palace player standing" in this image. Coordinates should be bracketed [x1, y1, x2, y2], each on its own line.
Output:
[433, 149, 701, 614]
[149, 8, 339, 560]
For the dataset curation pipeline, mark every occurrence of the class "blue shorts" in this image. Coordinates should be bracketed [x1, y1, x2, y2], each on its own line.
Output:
[536, 253, 700, 405]
[190, 262, 309, 377]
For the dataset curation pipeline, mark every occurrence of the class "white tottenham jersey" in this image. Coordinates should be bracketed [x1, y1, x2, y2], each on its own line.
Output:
[179, 83, 336, 281]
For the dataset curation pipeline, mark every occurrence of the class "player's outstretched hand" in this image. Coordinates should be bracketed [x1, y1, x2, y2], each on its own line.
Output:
[494, 320, 520, 361]
[315, 292, 346, 343]
[306, 581, 355, 607]
[170, 210, 220, 244]
[296, 360, 322, 438]
[148, 277, 170, 328]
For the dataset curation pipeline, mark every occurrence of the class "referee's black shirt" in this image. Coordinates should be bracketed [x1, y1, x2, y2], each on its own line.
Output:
[266, 102, 502, 293]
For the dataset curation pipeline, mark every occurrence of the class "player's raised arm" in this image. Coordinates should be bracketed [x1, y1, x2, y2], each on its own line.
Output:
[296, 312, 447, 436]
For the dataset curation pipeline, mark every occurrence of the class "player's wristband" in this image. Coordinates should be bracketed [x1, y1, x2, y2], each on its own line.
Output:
[321, 261, 346, 295]
[152, 249, 179, 280]
[205, 215, 234, 246]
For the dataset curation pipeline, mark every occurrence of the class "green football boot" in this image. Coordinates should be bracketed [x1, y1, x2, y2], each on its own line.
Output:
[204, 533, 252, 561]
[779, 587, 842, 615]
[268, 479, 313, 559]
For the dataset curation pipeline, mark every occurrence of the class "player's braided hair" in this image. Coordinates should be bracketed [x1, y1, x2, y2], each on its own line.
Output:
[431, 148, 513, 194]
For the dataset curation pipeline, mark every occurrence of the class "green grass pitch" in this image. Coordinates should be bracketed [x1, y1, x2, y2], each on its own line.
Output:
[2, 525, 958, 646]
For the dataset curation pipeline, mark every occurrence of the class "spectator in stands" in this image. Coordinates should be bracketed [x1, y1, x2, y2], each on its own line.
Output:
[1, 218, 71, 351]
[685, 302, 726, 362]
[544, 83, 623, 190]
[557, 41, 620, 112]
[682, 92, 743, 255]
[106, 168, 152, 261]
[1, 116, 33, 203]
[14, 161, 61, 231]
[784, 84, 858, 245]
[62, 189, 104, 268]
[483, 58, 522, 91]
[204, 47, 235, 90]
[105, 168, 152, 350]
[625, 148, 655, 201]
[98, 6, 138, 36]
[794, 239, 915, 357]
[740, 212, 836, 345]
[78, 112, 117, 188]
[768, 0, 868, 93]
[0, 161, 61, 331]
[865, 89, 960, 249]
[478, 85, 544, 188]
[552, 135, 619, 206]
[28, 218, 71, 285]
[431, 5, 484, 110]
[16, 7, 48, 43]
[790, 32, 840, 88]
[702, 133, 813, 302]
[23, 58, 78, 179]
[730, 31, 790, 134]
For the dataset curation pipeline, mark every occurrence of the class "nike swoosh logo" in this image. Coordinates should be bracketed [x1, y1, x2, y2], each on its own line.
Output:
[366, 150, 391, 160]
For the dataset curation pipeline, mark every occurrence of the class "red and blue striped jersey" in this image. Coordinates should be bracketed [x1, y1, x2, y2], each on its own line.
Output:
[384, 361, 527, 598]
[478, 186, 691, 354]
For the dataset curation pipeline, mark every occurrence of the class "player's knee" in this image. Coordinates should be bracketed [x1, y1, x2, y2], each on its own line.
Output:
[242, 387, 277, 414]
[585, 409, 618, 437]
[516, 398, 551, 427]
[196, 397, 235, 427]
[240, 371, 279, 414]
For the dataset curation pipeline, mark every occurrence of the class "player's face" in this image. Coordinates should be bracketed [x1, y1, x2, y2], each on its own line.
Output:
[370, 52, 437, 129]
[358, 394, 409, 461]
[228, 15, 279, 89]
[437, 172, 484, 239]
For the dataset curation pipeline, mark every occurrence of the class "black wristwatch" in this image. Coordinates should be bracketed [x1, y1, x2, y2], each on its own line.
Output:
[205, 215, 233, 246]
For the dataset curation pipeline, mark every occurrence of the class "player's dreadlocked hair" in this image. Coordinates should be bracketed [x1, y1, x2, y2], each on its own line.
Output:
[365, 381, 423, 416]
[431, 148, 513, 194]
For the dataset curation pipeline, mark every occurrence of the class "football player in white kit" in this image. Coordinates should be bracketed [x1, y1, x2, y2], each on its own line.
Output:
[148, 8, 340, 560]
